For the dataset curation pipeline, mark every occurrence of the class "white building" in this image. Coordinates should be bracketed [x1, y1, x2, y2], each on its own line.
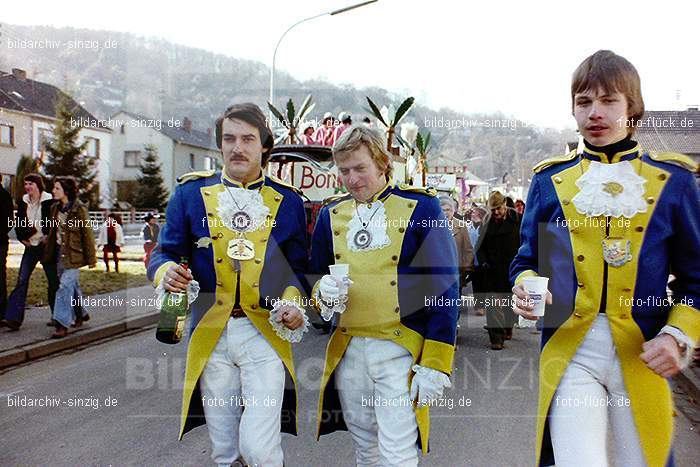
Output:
[0, 68, 112, 205]
[109, 110, 220, 202]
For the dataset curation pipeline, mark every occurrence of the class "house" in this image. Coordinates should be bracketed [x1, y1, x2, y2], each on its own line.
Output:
[0, 68, 112, 205]
[109, 110, 220, 202]
[634, 106, 700, 166]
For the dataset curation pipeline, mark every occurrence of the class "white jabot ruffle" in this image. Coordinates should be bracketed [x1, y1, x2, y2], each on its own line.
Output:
[217, 187, 270, 233]
[346, 201, 391, 252]
[572, 161, 647, 218]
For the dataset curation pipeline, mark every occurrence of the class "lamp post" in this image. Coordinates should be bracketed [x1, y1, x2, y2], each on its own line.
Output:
[269, 0, 377, 115]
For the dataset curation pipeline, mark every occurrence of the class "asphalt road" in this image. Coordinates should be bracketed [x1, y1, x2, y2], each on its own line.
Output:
[1, 313, 698, 466]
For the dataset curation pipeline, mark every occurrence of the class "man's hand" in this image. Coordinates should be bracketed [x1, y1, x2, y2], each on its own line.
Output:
[275, 305, 304, 330]
[511, 283, 552, 321]
[163, 263, 193, 292]
[640, 334, 683, 378]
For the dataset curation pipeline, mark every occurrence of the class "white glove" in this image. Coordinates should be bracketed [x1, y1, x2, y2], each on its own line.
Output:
[409, 365, 452, 407]
[319, 275, 341, 301]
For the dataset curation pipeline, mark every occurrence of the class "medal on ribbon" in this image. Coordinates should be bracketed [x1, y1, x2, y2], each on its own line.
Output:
[227, 237, 255, 261]
[602, 238, 632, 267]
[231, 211, 252, 231]
[353, 229, 372, 249]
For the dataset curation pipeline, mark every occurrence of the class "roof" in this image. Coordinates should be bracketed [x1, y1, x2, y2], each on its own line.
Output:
[115, 110, 218, 151]
[635, 109, 700, 156]
[0, 70, 106, 129]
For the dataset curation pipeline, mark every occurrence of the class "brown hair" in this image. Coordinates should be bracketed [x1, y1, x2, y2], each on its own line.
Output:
[571, 50, 645, 132]
[54, 176, 78, 201]
[24, 173, 45, 192]
[215, 103, 274, 166]
[333, 125, 393, 179]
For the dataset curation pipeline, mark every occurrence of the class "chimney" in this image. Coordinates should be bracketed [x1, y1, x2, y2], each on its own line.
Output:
[12, 68, 27, 81]
[183, 117, 192, 132]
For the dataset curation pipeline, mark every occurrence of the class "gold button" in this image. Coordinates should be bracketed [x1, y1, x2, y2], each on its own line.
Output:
[399, 227, 405, 233]
[367, 203, 372, 208]
[334, 231, 339, 236]
[335, 254, 341, 260]
[340, 327, 347, 333]
[658, 174, 667, 181]
[207, 212, 214, 216]
[274, 196, 281, 202]
[216, 257, 223, 263]
[395, 306, 400, 313]
[251, 304, 258, 310]
[574, 312, 582, 318]
[252, 282, 259, 288]
[216, 281, 223, 287]
[577, 255, 584, 262]
[218, 232, 224, 238]
[622, 287, 632, 292]
[554, 176, 562, 184]
[620, 314, 628, 319]
[570, 227, 578, 234]
[394, 329, 402, 337]
[332, 209, 338, 214]
[562, 199, 570, 206]
[577, 282, 584, 288]
[390, 280, 397, 286]
[635, 226, 643, 232]
[646, 197, 655, 205]
[217, 300, 223, 306]
[204, 191, 211, 196]
[254, 258, 262, 264]
[392, 255, 398, 261]
[408, 202, 414, 208]
[260, 238, 267, 243]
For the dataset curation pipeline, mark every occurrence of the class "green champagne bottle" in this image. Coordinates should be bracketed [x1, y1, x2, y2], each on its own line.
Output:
[155, 257, 190, 344]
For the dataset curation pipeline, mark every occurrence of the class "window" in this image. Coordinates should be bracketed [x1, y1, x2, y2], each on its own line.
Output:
[190, 153, 196, 170]
[85, 137, 100, 158]
[124, 150, 142, 167]
[0, 124, 13, 146]
[38, 128, 52, 151]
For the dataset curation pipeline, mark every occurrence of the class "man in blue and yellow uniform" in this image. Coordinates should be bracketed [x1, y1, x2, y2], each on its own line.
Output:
[148, 103, 309, 467]
[310, 125, 459, 466]
[511, 50, 700, 467]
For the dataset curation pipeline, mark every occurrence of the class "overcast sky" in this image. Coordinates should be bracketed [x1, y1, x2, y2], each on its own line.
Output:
[4, 0, 699, 128]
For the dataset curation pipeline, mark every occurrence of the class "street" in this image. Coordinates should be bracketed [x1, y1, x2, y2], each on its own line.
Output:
[1, 312, 698, 466]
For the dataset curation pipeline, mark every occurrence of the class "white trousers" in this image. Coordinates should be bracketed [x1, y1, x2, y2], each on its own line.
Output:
[335, 337, 419, 467]
[549, 314, 646, 467]
[200, 317, 286, 467]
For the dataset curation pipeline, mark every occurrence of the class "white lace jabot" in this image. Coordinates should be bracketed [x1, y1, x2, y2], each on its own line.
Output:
[572, 161, 647, 218]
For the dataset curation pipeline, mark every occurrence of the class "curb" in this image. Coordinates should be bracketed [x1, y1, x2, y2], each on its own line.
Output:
[0, 312, 159, 370]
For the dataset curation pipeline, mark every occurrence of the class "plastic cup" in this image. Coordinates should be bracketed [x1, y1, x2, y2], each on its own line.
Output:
[521, 276, 549, 317]
[329, 264, 350, 295]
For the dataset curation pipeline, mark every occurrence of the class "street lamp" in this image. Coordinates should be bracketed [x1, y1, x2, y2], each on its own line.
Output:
[268, 0, 378, 113]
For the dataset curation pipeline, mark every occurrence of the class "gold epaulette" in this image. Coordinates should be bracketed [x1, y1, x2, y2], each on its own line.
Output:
[648, 152, 699, 172]
[177, 170, 216, 184]
[396, 184, 437, 197]
[533, 150, 578, 174]
[322, 193, 352, 207]
[268, 175, 303, 195]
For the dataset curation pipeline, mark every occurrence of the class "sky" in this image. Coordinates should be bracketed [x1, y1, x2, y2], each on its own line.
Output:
[3, 0, 699, 129]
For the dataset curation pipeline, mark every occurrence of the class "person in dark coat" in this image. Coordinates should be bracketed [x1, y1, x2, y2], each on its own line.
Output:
[0, 176, 14, 320]
[476, 191, 521, 349]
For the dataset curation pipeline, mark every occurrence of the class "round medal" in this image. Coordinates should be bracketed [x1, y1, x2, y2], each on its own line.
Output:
[353, 229, 372, 249]
[231, 211, 252, 231]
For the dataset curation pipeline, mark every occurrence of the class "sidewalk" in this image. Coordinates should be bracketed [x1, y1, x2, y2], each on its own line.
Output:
[0, 285, 159, 370]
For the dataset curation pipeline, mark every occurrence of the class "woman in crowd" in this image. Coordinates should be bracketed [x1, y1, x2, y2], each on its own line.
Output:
[98, 213, 124, 272]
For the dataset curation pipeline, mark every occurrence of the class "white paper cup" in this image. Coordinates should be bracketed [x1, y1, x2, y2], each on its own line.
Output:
[329, 264, 350, 295]
[521, 276, 549, 317]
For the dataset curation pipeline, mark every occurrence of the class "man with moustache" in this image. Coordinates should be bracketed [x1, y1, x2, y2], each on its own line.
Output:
[310, 125, 459, 466]
[148, 103, 309, 467]
[511, 50, 700, 466]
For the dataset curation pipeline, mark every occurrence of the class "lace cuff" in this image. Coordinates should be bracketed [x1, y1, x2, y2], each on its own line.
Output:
[314, 289, 346, 321]
[268, 300, 310, 343]
[412, 364, 452, 388]
[155, 279, 200, 307]
[659, 325, 695, 369]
